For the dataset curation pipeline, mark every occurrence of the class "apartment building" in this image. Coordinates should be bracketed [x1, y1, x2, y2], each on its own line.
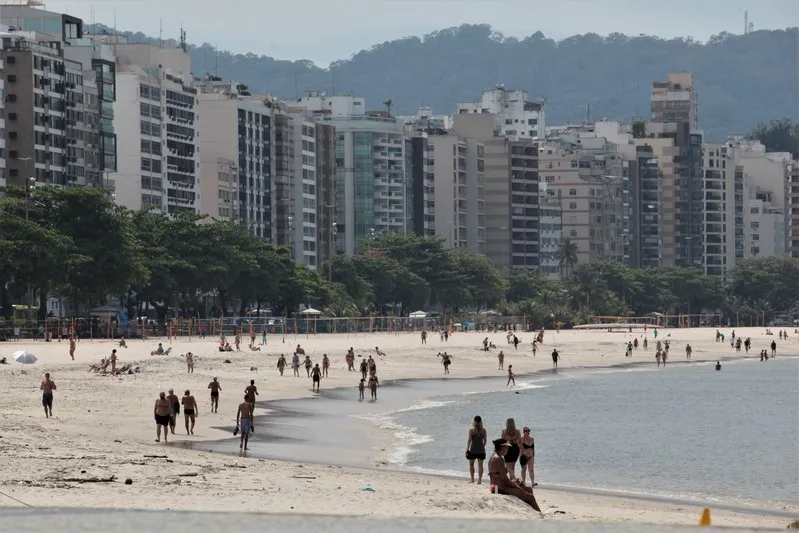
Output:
[0, 6, 116, 189]
[629, 145, 663, 268]
[790, 161, 799, 258]
[288, 93, 408, 254]
[315, 121, 336, 271]
[650, 73, 698, 132]
[538, 190, 563, 277]
[197, 78, 273, 238]
[457, 86, 545, 139]
[111, 40, 199, 214]
[406, 125, 439, 239]
[537, 135, 625, 265]
[452, 113, 539, 271]
[1, 29, 69, 187]
[0, 48, 5, 187]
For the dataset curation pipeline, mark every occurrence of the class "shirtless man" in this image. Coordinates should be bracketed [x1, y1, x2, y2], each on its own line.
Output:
[497, 350, 505, 370]
[303, 355, 313, 377]
[166, 388, 180, 434]
[277, 354, 287, 376]
[488, 438, 541, 512]
[154, 392, 171, 442]
[69, 336, 76, 360]
[181, 390, 198, 435]
[311, 363, 322, 392]
[185, 352, 194, 373]
[244, 380, 259, 413]
[322, 354, 330, 378]
[208, 377, 221, 413]
[236, 395, 253, 450]
[40, 373, 56, 418]
[110, 349, 118, 374]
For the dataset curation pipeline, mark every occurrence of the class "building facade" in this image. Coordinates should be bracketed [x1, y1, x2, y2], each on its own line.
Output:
[111, 41, 199, 214]
[791, 161, 799, 258]
[650, 73, 698, 132]
[457, 87, 545, 139]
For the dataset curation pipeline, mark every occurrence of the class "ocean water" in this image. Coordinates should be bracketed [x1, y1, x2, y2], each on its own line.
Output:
[388, 357, 799, 508]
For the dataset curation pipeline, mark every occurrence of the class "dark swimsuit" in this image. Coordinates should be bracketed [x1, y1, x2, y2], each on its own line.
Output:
[503, 432, 521, 463]
[519, 441, 534, 466]
[184, 409, 195, 416]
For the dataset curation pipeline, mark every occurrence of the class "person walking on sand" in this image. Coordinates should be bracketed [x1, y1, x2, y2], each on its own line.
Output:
[322, 354, 330, 378]
[110, 349, 118, 374]
[182, 390, 198, 435]
[346, 348, 355, 371]
[771, 340, 777, 357]
[360, 358, 368, 380]
[551, 348, 560, 369]
[277, 354, 287, 376]
[358, 378, 365, 400]
[311, 363, 322, 392]
[685, 344, 692, 360]
[441, 352, 452, 374]
[166, 388, 180, 434]
[507, 365, 516, 387]
[40, 372, 56, 418]
[368, 373, 379, 400]
[303, 355, 313, 377]
[244, 380, 259, 412]
[466, 415, 487, 484]
[235, 331, 242, 351]
[655, 349, 662, 367]
[519, 427, 537, 487]
[208, 377, 221, 413]
[236, 395, 253, 450]
[421, 330, 427, 344]
[532, 341, 538, 357]
[292, 353, 300, 377]
[497, 350, 505, 370]
[488, 439, 541, 511]
[154, 392, 171, 443]
[68, 335, 76, 360]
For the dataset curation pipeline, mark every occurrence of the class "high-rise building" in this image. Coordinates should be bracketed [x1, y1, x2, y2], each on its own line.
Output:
[538, 191, 563, 277]
[452, 113, 539, 271]
[0, 5, 119, 190]
[538, 134, 625, 266]
[406, 128, 438, 239]
[110, 39, 199, 214]
[457, 87, 545, 139]
[197, 78, 273, 237]
[650, 73, 698, 132]
[0, 45, 5, 188]
[315, 121, 336, 271]
[791, 161, 799, 258]
[288, 93, 409, 254]
[629, 145, 663, 268]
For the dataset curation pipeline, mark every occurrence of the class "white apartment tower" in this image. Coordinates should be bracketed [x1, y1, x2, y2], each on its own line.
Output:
[111, 40, 199, 214]
[457, 87, 546, 139]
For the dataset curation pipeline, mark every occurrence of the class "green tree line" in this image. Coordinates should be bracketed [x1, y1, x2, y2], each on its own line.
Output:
[1, 187, 797, 325]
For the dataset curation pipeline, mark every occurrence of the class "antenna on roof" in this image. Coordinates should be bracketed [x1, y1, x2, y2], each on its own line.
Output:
[159, 19, 163, 48]
[179, 25, 187, 53]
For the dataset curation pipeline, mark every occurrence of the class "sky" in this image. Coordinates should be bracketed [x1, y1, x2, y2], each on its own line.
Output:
[46, 0, 799, 66]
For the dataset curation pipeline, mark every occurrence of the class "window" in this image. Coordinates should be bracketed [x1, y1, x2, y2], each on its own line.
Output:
[141, 158, 151, 171]
[750, 221, 759, 230]
[9, 150, 18, 158]
[8, 131, 17, 140]
[6, 56, 15, 64]
[569, 229, 577, 237]
[8, 112, 17, 121]
[6, 94, 16, 103]
[750, 207, 759, 214]
[568, 189, 577, 196]
[752, 233, 759, 241]
[750, 246, 760, 256]
[7, 75, 16, 83]
[569, 202, 577, 209]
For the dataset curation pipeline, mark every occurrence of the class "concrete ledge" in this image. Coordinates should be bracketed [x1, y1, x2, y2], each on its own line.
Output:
[0, 508, 768, 532]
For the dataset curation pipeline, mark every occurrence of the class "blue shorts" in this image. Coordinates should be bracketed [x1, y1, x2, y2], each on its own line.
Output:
[240, 418, 252, 435]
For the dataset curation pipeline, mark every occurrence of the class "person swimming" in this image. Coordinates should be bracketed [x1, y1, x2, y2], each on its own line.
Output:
[715, 361, 721, 371]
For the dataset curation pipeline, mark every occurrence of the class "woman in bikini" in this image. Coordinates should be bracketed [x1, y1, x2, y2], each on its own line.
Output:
[519, 426, 537, 487]
[466, 415, 487, 484]
[488, 438, 541, 512]
[501, 418, 522, 478]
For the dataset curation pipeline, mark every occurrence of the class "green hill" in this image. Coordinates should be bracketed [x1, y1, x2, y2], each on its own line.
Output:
[90, 23, 798, 141]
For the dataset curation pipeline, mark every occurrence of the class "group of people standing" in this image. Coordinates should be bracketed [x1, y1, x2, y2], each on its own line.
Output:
[466, 416, 540, 511]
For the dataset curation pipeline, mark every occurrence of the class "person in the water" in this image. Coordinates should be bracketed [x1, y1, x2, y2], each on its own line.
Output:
[715, 361, 721, 371]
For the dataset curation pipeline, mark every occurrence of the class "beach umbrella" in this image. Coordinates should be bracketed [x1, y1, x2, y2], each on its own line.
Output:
[12, 350, 37, 364]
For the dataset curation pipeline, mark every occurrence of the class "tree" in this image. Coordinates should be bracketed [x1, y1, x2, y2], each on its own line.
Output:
[748, 118, 799, 159]
[555, 238, 579, 278]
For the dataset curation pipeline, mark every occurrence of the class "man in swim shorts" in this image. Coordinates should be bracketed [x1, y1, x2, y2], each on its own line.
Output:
[40, 373, 56, 418]
[153, 391, 171, 442]
[236, 394, 253, 450]
[166, 388, 180, 434]
[181, 389, 198, 435]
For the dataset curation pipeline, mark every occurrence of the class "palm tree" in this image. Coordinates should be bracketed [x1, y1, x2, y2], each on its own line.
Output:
[554, 238, 579, 278]
[383, 99, 393, 116]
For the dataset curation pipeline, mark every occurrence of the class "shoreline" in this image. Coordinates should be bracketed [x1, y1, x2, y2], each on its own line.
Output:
[0, 328, 796, 527]
[196, 353, 798, 517]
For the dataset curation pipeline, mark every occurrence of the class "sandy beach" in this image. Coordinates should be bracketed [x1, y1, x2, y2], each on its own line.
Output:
[0, 326, 796, 528]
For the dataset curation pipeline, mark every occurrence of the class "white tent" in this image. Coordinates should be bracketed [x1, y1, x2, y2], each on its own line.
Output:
[300, 307, 322, 316]
[409, 310, 427, 318]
